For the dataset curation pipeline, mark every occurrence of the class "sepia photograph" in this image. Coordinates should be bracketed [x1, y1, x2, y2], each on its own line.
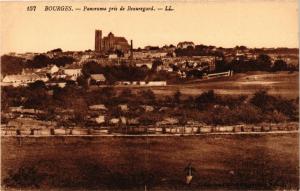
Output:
[0, 0, 299, 190]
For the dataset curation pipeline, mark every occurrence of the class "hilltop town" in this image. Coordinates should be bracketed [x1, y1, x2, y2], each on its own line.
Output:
[1, 30, 299, 135]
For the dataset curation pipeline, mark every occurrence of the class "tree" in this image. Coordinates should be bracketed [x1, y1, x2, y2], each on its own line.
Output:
[108, 106, 123, 118]
[36, 106, 56, 122]
[272, 59, 288, 71]
[275, 98, 298, 120]
[250, 90, 277, 113]
[215, 59, 229, 72]
[1, 55, 26, 75]
[76, 75, 88, 88]
[173, 90, 182, 104]
[186, 69, 204, 78]
[70, 98, 88, 126]
[82, 61, 103, 76]
[138, 89, 156, 104]
[256, 54, 272, 71]
[28, 80, 46, 90]
[115, 49, 124, 58]
[151, 59, 163, 71]
[139, 112, 162, 126]
[178, 112, 188, 133]
[195, 90, 217, 109]
[27, 54, 51, 68]
[49, 48, 63, 53]
[119, 89, 134, 103]
[99, 89, 119, 106]
[52, 56, 75, 67]
[1, 88, 9, 111]
[24, 81, 49, 110]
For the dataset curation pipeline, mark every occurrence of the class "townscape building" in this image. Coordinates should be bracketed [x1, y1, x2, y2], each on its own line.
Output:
[95, 30, 130, 53]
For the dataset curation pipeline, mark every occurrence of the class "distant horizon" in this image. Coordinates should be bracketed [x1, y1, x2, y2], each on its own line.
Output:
[1, 1, 298, 54]
[4, 42, 299, 55]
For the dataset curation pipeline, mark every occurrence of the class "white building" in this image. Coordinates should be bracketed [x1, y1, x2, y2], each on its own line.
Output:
[90, 74, 106, 82]
[146, 81, 167, 86]
[63, 68, 82, 80]
[108, 54, 118, 59]
[2, 73, 48, 87]
[49, 65, 59, 74]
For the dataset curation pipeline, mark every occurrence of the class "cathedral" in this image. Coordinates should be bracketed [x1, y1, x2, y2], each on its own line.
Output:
[95, 30, 130, 53]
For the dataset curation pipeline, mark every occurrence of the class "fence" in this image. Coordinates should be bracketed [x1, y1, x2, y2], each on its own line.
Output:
[205, 70, 233, 79]
[1, 122, 298, 136]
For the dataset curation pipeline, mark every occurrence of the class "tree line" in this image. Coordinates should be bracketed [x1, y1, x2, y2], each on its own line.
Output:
[2, 81, 298, 126]
[1, 54, 75, 75]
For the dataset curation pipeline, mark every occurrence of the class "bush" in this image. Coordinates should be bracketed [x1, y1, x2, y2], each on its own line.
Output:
[209, 106, 236, 125]
[138, 90, 156, 104]
[275, 98, 298, 120]
[264, 111, 288, 123]
[250, 90, 298, 121]
[218, 95, 247, 108]
[195, 90, 218, 109]
[250, 90, 277, 112]
[1, 55, 26, 75]
[233, 104, 263, 124]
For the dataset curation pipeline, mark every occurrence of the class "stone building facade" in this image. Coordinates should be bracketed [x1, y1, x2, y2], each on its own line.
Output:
[95, 30, 130, 53]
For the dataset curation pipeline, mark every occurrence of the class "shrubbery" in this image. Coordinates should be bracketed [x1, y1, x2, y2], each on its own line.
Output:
[2, 84, 298, 126]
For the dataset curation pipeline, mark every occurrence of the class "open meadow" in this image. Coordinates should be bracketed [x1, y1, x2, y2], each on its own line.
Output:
[110, 72, 299, 99]
[1, 133, 299, 190]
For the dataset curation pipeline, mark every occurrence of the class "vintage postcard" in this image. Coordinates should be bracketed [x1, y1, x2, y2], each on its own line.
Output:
[0, 0, 299, 190]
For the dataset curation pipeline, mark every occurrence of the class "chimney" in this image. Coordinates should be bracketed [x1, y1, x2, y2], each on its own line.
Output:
[130, 40, 133, 60]
[95, 30, 102, 52]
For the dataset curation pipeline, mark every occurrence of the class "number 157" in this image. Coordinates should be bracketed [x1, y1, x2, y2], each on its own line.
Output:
[27, 6, 36, 11]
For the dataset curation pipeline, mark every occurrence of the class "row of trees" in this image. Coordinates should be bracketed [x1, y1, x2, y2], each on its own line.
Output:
[175, 45, 298, 56]
[175, 45, 223, 57]
[26, 54, 75, 68]
[215, 54, 296, 73]
[1, 54, 75, 75]
[2, 80, 299, 126]
[82, 61, 149, 82]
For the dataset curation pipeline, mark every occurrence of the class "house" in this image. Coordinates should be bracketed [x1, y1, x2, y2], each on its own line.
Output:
[63, 68, 82, 80]
[55, 82, 67, 88]
[119, 104, 129, 112]
[120, 117, 126, 124]
[90, 74, 106, 85]
[141, 105, 154, 112]
[177, 41, 195, 49]
[89, 104, 107, 111]
[49, 65, 59, 74]
[127, 118, 139, 125]
[9, 106, 45, 114]
[116, 81, 131, 85]
[133, 51, 168, 59]
[146, 81, 167, 86]
[51, 69, 66, 79]
[157, 117, 179, 125]
[109, 118, 120, 124]
[95, 115, 105, 124]
[156, 65, 173, 72]
[2, 73, 48, 87]
[108, 54, 118, 59]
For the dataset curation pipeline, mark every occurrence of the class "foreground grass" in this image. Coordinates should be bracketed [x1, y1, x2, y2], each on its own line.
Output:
[1, 133, 299, 190]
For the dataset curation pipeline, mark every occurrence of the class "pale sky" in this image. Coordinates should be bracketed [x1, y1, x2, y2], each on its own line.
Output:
[0, 0, 298, 54]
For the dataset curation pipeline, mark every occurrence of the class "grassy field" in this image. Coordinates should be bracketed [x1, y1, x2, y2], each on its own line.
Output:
[111, 71, 299, 98]
[1, 133, 299, 190]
